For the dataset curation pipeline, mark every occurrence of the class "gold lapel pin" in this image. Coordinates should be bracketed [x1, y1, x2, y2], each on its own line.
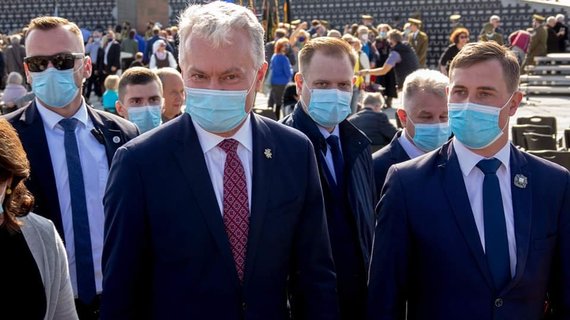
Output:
[514, 174, 528, 189]
[264, 148, 272, 159]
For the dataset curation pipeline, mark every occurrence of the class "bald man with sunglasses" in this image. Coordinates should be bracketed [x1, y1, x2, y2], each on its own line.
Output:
[3, 16, 138, 320]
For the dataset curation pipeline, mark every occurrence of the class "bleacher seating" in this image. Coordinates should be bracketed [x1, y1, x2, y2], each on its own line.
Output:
[0, 0, 115, 34]
[520, 53, 570, 96]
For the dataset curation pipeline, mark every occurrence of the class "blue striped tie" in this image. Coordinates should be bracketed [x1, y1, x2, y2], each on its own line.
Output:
[59, 118, 96, 304]
[477, 158, 510, 291]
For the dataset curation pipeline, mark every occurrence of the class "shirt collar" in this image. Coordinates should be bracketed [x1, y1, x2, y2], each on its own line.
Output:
[398, 128, 426, 159]
[192, 114, 253, 154]
[317, 124, 339, 140]
[35, 98, 90, 130]
[453, 138, 511, 177]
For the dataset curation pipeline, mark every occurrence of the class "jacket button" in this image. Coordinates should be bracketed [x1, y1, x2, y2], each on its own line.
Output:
[495, 298, 503, 307]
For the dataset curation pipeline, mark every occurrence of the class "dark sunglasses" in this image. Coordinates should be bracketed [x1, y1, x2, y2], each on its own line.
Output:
[24, 53, 84, 72]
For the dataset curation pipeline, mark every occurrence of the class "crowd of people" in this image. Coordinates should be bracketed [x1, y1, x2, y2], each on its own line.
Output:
[0, 1, 569, 320]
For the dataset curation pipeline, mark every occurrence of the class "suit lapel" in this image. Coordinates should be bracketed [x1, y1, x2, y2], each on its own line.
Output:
[440, 142, 495, 290]
[390, 131, 411, 163]
[17, 103, 65, 238]
[86, 107, 126, 166]
[173, 115, 240, 288]
[503, 145, 532, 292]
[243, 114, 274, 285]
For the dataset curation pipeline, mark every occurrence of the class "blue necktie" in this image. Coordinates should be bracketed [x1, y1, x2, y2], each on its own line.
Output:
[326, 135, 345, 188]
[476, 158, 510, 291]
[59, 118, 96, 304]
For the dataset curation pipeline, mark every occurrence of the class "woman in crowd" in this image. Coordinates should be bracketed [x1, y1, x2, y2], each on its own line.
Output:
[438, 27, 470, 75]
[0, 118, 77, 320]
[269, 37, 293, 119]
[149, 39, 177, 69]
[1, 72, 28, 112]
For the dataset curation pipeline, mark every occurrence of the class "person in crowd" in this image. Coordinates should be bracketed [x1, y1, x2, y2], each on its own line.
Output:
[439, 27, 470, 75]
[348, 92, 397, 153]
[4, 34, 26, 85]
[2, 72, 28, 110]
[115, 67, 163, 133]
[265, 28, 296, 113]
[0, 118, 78, 320]
[101, 2, 339, 319]
[479, 15, 504, 45]
[282, 36, 375, 320]
[361, 14, 379, 37]
[120, 29, 138, 70]
[525, 14, 547, 67]
[281, 82, 298, 116]
[5, 16, 139, 320]
[143, 26, 160, 64]
[327, 29, 342, 38]
[356, 25, 377, 67]
[360, 30, 419, 92]
[149, 39, 177, 69]
[367, 41, 570, 320]
[155, 67, 185, 123]
[374, 24, 398, 108]
[546, 16, 561, 53]
[102, 75, 119, 114]
[102, 31, 121, 77]
[554, 14, 568, 52]
[84, 30, 104, 102]
[508, 29, 531, 66]
[129, 52, 144, 68]
[269, 38, 293, 119]
[407, 18, 428, 68]
[344, 35, 370, 114]
[372, 69, 449, 193]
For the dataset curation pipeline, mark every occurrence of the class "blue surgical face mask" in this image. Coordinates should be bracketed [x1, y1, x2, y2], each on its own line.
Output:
[407, 117, 450, 152]
[448, 94, 513, 149]
[185, 78, 256, 133]
[31, 67, 80, 108]
[302, 83, 352, 128]
[127, 105, 162, 133]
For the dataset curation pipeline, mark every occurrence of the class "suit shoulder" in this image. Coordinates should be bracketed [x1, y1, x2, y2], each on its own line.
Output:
[92, 108, 138, 135]
[258, 115, 313, 146]
[2, 105, 27, 123]
[523, 151, 570, 179]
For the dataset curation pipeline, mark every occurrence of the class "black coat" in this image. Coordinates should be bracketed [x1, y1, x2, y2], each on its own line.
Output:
[3, 101, 139, 239]
[282, 104, 376, 270]
[348, 108, 397, 150]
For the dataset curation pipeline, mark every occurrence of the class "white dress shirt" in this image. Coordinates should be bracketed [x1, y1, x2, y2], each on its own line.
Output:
[36, 99, 108, 296]
[453, 138, 517, 277]
[398, 129, 426, 159]
[317, 125, 342, 184]
[192, 117, 253, 214]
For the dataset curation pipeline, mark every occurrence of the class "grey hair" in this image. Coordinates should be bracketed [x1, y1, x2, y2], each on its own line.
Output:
[547, 16, 557, 25]
[10, 34, 21, 45]
[177, 2, 265, 68]
[402, 69, 449, 112]
[6, 72, 23, 85]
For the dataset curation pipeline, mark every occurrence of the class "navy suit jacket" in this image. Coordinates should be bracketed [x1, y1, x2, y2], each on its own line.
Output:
[372, 131, 410, 195]
[367, 141, 570, 320]
[3, 101, 139, 240]
[101, 113, 339, 320]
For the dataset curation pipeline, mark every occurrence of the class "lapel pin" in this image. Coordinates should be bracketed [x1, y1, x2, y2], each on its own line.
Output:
[514, 174, 528, 189]
[264, 148, 272, 159]
[112, 136, 121, 144]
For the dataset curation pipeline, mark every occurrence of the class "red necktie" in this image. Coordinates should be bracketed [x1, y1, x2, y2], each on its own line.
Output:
[218, 139, 249, 282]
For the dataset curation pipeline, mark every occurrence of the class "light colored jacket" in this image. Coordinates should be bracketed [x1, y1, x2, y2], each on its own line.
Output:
[20, 213, 78, 320]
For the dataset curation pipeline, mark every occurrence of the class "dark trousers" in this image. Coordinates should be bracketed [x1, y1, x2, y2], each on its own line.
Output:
[270, 84, 287, 119]
[75, 295, 101, 320]
[84, 66, 102, 100]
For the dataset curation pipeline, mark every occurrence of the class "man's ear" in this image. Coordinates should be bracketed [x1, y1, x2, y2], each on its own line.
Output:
[396, 108, 408, 127]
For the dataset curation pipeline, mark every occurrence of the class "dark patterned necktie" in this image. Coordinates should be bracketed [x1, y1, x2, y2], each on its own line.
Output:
[218, 139, 249, 282]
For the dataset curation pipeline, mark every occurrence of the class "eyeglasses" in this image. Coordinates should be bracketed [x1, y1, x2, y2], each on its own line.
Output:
[24, 53, 84, 72]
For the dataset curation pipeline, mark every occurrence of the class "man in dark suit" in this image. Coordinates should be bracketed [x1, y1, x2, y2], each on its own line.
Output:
[367, 41, 570, 319]
[348, 92, 397, 153]
[282, 37, 375, 320]
[103, 31, 121, 76]
[4, 17, 138, 320]
[372, 69, 449, 193]
[101, 2, 339, 319]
